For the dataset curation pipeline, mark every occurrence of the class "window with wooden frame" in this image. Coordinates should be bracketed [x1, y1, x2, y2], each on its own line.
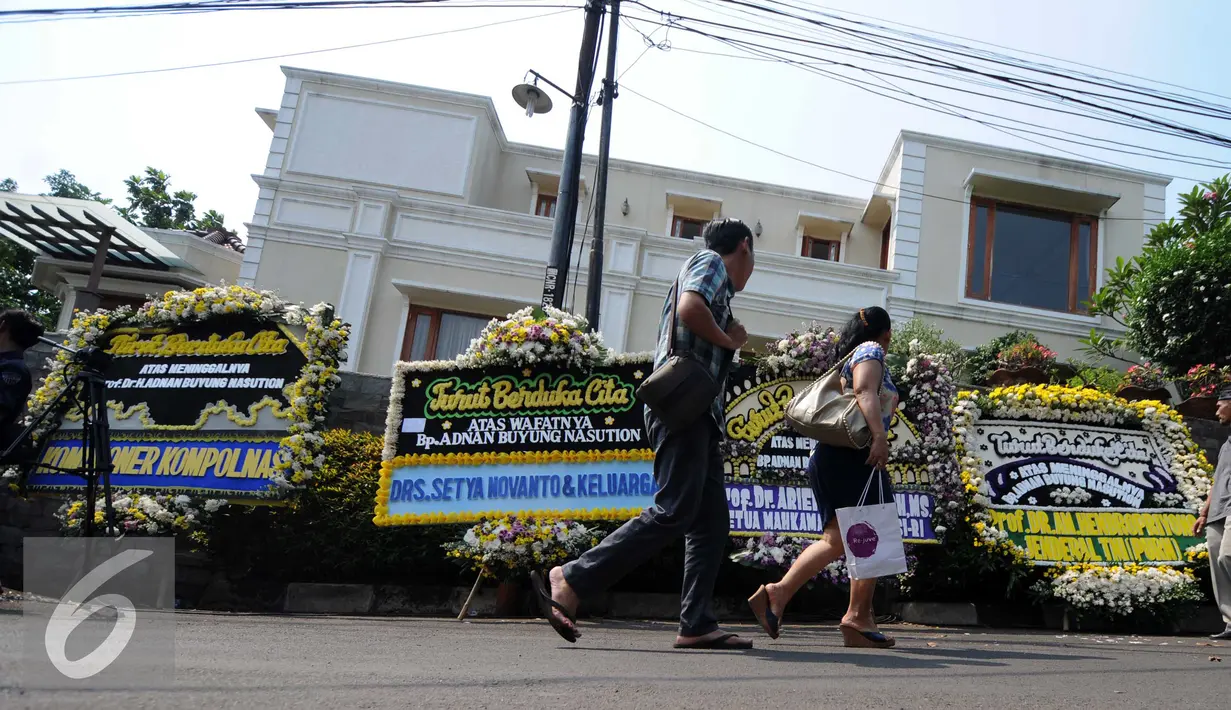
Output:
[671, 215, 707, 240]
[400, 306, 492, 362]
[965, 198, 1098, 314]
[534, 193, 557, 218]
[801, 236, 841, 262]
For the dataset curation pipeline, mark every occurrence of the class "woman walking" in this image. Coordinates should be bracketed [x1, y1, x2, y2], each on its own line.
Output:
[747, 306, 899, 648]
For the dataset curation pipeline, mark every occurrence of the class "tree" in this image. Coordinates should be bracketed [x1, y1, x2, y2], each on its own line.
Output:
[0, 167, 232, 331]
[43, 169, 110, 204]
[119, 167, 225, 232]
[1083, 175, 1231, 373]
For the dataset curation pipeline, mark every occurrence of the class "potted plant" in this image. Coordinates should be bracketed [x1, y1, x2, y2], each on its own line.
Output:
[987, 341, 1058, 386]
[1116, 362, 1172, 404]
[1175, 363, 1231, 419]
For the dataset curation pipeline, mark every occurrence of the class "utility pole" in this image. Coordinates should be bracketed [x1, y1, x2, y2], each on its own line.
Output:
[584, 0, 619, 331]
[540, 0, 605, 310]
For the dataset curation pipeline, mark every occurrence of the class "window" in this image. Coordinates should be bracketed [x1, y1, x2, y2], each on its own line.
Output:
[879, 220, 891, 270]
[966, 198, 1098, 314]
[671, 216, 707, 240]
[401, 306, 491, 362]
[535, 194, 557, 218]
[801, 236, 840, 262]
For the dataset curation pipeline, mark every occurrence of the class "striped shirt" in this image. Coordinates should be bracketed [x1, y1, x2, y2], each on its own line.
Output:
[653, 250, 736, 429]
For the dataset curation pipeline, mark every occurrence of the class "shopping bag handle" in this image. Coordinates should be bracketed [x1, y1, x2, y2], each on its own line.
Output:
[856, 466, 886, 508]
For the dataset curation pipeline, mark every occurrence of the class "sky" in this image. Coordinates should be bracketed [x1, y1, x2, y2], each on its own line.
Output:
[3, 0, 1230, 240]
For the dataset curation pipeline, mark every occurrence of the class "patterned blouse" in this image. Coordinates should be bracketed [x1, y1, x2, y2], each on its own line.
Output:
[840, 341, 898, 430]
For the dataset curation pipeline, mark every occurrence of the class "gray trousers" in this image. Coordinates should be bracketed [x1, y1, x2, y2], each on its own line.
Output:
[562, 409, 729, 637]
[1207, 519, 1231, 625]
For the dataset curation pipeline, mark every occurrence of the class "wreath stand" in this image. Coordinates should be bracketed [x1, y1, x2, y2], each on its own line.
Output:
[457, 567, 487, 620]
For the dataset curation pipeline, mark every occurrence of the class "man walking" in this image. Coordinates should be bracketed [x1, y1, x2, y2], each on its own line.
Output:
[533, 219, 755, 649]
[1194, 386, 1231, 641]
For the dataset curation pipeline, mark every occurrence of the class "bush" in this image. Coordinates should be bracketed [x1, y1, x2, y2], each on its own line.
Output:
[1067, 363, 1124, 394]
[962, 330, 1039, 385]
[201, 429, 469, 591]
[1086, 176, 1231, 373]
[886, 317, 964, 382]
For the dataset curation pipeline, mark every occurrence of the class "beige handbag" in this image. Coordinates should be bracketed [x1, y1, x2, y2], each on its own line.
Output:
[784, 350, 893, 449]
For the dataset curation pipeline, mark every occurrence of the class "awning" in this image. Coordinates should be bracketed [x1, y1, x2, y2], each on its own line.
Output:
[964, 170, 1121, 215]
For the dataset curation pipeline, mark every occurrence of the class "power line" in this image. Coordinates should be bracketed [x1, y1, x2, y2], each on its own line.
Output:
[619, 83, 1180, 222]
[0, 0, 577, 21]
[634, 22, 1229, 180]
[762, 0, 1231, 106]
[622, 8, 1231, 151]
[0, 7, 576, 85]
[643, 38, 1231, 173]
[625, 2, 1231, 149]
[662, 0, 1231, 168]
[720, 0, 1231, 120]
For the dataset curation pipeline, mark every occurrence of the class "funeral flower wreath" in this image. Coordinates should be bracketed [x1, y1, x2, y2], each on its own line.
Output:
[6, 285, 349, 493]
[376, 307, 653, 525]
[954, 384, 1213, 615]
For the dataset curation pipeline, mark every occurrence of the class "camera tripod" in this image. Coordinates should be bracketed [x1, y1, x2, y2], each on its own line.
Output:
[2, 339, 117, 537]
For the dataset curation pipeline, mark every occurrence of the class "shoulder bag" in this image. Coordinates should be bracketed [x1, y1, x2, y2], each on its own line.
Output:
[635, 277, 722, 433]
[784, 348, 894, 449]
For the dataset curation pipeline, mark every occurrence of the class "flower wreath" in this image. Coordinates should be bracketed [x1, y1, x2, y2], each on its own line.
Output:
[954, 384, 1214, 613]
[8, 285, 348, 492]
[383, 306, 653, 461]
[747, 334, 962, 535]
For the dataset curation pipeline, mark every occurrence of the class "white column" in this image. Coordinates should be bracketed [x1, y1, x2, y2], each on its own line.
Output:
[599, 287, 633, 352]
[888, 140, 925, 319]
[336, 250, 380, 372]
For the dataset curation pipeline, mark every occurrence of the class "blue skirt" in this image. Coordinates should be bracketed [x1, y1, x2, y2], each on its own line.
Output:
[805, 443, 895, 530]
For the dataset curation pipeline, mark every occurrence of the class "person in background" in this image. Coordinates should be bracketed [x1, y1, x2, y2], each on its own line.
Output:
[531, 219, 756, 650]
[748, 306, 899, 649]
[0, 309, 44, 453]
[1193, 386, 1231, 641]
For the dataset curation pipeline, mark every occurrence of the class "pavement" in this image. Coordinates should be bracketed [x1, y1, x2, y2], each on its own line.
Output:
[0, 611, 1227, 709]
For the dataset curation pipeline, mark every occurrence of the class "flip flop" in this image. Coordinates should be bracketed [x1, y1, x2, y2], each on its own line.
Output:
[673, 633, 753, 650]
[839, 623, 895, 649]
[747, 585, 781, 640]
[530, 570, 579, 644]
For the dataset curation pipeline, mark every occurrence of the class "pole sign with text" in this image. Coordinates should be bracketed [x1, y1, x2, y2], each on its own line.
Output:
[970, 420, 1201, 565]
[27, 316, 310, 498]
[721, 366, 937, 543]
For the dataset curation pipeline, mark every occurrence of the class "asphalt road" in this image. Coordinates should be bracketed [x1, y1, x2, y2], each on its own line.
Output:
[1, 612, 1227, 709]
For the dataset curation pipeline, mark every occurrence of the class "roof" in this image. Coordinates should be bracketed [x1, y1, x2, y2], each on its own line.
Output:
[0, 193, 197, 273]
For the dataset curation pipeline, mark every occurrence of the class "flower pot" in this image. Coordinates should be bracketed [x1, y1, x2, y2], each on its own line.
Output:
[1115, 385, 1172, 405]
[986, 366, 1050, 387]
[1175, 396, 1219, 421]
[495, 581, 522, 617]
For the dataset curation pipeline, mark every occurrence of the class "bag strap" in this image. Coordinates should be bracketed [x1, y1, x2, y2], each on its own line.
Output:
[667, 275, 682, 357]
[856, 467, 886, 507]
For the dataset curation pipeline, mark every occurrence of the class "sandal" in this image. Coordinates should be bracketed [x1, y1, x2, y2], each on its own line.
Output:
[530, 570, 579, 644]
[839, 623, 895, 649]
[673, 633, 753, 650]
[747, 585, 781, 639]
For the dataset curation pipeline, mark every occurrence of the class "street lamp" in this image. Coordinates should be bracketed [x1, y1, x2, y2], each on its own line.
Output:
[513, 1, 621, 331]
[512, 78, 553, 118]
